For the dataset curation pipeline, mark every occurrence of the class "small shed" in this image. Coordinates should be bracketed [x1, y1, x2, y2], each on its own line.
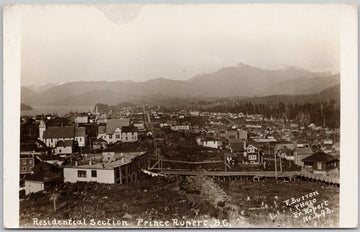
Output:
[302, 152, 339, 175]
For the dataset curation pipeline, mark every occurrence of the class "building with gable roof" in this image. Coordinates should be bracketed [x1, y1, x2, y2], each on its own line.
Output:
[97, 119, 131, 144]
[41, 125, 86, 148]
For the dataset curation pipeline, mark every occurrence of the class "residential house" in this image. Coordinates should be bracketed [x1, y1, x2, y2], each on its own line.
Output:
[63, 152, 148, 184]
[55, 140, 75, 155]
[201, 138, 223, 149]
[74, 127, 86, 147]
[41, 125, 86, 148]
[92, 138, 107, 151]
[24, 162, 62, 195]
[227, 129, 247, 143]
[20, 154, 35, 175]
[171, 124, 190, 131]
[229, 141, 246, 154]
[244, 142, 263, 164]
[302, 152, 339, 175]
[75, 113, 89, 124]
[121, 126, 138, 142]
[97, 119, 130, 144]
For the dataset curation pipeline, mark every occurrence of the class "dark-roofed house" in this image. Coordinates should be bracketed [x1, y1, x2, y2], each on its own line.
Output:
[121, 126, 138, 142]
[42, 126, 86, 148]
[97, 119, 130, 144]
[302, 152, 339, 175]
[24, 163, 62, 195]
[55, 140, 75, 155]
[229, 141, 246, 154]
[74, 127, 86, 147]
[43, 126, 75, 147]
[92, 138, 107, 151]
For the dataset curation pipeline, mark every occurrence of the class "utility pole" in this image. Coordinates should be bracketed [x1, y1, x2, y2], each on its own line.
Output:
[274, 149, 278, 180]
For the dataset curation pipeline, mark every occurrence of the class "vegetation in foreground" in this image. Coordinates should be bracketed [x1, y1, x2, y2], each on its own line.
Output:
[20, 176, 339, 228]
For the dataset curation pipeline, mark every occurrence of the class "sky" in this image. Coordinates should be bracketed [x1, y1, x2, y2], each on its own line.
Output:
[21, 4, 341, 87]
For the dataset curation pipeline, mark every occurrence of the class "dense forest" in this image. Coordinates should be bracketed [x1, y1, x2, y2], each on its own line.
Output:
[196, 100, 340, 129]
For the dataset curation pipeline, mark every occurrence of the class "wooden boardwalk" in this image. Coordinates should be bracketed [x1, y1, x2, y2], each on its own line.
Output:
[155, 169, 339, 185]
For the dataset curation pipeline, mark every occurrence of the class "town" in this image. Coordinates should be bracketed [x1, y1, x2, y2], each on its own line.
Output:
[19, 101, 340, 227]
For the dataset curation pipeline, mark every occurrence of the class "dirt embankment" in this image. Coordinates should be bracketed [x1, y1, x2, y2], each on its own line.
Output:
[20, 176, 339, 228]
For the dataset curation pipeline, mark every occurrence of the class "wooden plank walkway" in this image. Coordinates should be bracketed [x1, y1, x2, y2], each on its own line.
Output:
[159, 170, 299, 177]
[298, 172, 340, 185]
[155, 169, 339, 185]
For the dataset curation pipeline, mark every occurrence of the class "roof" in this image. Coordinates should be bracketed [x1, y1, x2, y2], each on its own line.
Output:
[25, 163, 62, 182]
[247, 141, 262, 148]
[106, 119, 130, 134]
[295, 147, 313, 155]
[65, 152, 147, 170]
[230, 142, 245, 152]
[302, 152, 337, 163]
[98, 125, 106, 134]
[75, 127, 86, 137]
[122, 126, 137, 133]
[56, 140, 73, 147]
[43, 126, 74, 139]
[77, 112, 88, 117]
[94, 138, 107, 143]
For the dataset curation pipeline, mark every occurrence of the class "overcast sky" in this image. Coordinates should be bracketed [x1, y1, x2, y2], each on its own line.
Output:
[21, 4, 341, 86]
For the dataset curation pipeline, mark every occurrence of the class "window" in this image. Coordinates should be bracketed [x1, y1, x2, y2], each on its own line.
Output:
[22, 167, 26, 171]
[78, 170, 87, 178]
[248, 155, 257, 160]
[91, 170, 97, 178]
[109, 135, 112, 139]
[116, 134, 120, 139]
[22, 160, 26, 164]
[59, 149, 62, 153]
[28, 160, 32, 164]
[317, 162, 322, 170]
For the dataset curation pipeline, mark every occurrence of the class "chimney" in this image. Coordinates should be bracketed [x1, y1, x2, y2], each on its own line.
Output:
[75, 161, 78, 166]
[89, 160, 92, 166]
[121, 156, 125, 162]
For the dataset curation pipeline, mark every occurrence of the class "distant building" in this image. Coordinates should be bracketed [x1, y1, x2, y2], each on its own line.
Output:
[198, 137, 223, 149]
[226, 129, 248, 142]
[55, 140, 75, 155]
[229, 141, 246, 154]
[63, 152, 148, 184]
[294, 147, 314, 166]
[75, 113, 89, 124]
[244, 142, 263, 164]
[41, 124, 86, 148]
[74, 127, 86, 147]
[273, 141, 297, 151]
[92, 138, 107, 151]
[171, 125, 190, 131]
[121, 126, 138, 142]
[97, 119, 130, 144]
[20, 154, 35, 175]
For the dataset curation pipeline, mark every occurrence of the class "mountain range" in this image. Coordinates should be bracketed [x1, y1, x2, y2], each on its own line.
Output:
[21, 63, 340, 106]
